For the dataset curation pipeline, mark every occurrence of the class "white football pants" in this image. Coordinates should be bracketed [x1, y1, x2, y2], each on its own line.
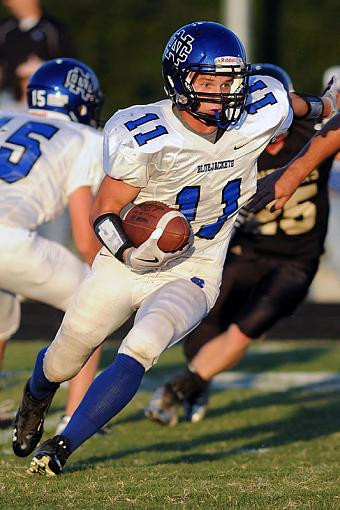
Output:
[43, 247, 216, 379]
[0, 227, 88, 339]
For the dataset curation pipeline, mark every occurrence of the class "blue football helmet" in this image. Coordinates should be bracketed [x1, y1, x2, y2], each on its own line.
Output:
[251, 63, 293, 93]
[27, 58, 104, 128]
[162, 21, 250, 128]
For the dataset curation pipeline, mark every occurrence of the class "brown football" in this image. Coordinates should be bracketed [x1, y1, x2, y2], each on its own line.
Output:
[122, 201, 190, 252]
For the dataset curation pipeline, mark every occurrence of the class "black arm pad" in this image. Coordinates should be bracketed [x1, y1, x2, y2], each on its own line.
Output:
[294, 93, 324, 120]
[93, 213, 133, 262]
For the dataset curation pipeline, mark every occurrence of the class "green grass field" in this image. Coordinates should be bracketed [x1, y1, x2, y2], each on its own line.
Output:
[0, 339, 340, 510]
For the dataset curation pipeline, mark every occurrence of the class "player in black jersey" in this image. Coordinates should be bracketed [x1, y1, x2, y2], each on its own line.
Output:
[145, 64, 335, 426]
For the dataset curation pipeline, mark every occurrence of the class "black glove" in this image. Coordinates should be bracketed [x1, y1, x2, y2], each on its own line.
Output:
[234, 208, 260, 235]
[246, 168, 286, 214]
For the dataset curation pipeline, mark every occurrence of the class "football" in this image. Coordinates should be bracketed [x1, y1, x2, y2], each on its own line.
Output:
[122, 201, 190, 252]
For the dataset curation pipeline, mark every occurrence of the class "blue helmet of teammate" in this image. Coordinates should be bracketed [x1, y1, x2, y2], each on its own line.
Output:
[162, 21, 250, 128]
[251, 63, 294, 93]
[27, 58, 104, 128]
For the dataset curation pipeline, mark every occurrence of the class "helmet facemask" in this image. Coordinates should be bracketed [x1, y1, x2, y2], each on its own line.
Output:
[71, 89, 104, 128]
[165, 62, 250, 129]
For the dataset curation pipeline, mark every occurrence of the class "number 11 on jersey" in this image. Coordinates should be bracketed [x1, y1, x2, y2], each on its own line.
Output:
[176, 179, 241, 239]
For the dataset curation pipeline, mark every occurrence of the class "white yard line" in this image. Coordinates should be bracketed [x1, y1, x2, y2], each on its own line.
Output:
[2, 369, 340, 393]
[212, 371, 340, 391]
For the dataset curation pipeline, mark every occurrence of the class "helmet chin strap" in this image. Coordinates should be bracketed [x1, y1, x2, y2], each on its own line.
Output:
[68, 111, 78, 122]
[187, 107, 230, 129]
[212, 109, 231, 129]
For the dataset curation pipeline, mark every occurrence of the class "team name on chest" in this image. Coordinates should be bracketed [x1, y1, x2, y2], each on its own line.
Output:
[197, 159, 234, 174]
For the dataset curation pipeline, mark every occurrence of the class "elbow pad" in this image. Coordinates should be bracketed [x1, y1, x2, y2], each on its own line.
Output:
[93, 213, 133, 261]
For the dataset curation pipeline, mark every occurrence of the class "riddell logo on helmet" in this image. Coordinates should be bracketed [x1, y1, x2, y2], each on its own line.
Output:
[215, 56, 243, 66]
[64, 67, 95, 101]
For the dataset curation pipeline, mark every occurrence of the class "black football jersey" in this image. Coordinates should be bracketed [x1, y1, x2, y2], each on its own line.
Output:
[232, 119, 332, 261]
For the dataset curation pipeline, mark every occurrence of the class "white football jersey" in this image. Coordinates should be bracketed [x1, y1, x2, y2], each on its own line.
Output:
[104, 75, 292, 270]
[0, 111, 103, 230]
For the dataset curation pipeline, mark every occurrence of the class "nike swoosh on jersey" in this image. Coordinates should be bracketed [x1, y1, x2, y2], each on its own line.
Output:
[234, 142, 249, 150]
[135, 256, 159, 263]
[99, 251, 113, 258]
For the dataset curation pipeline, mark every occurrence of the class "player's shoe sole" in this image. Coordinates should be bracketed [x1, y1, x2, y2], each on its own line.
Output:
[27, 435, 70, 476]
[28, 454, 58, 477]
[144, 407, 178, 426]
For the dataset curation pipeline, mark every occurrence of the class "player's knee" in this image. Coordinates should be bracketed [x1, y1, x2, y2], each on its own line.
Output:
[119, 317, 175, 371]
[43, 347, 73, 383]
[44, 344, 87, 383]
[0, 324, 18, 341]
[43, 326, 95, 383]
[0, 294, 20, 340]
[236, 296, 280, 338]
[237, 332, 252, 349]
[228, 323, 252, 349]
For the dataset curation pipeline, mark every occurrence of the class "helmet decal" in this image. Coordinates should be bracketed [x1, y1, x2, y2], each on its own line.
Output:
[64, 67, 96, 102]
[165, 30, 194, 67]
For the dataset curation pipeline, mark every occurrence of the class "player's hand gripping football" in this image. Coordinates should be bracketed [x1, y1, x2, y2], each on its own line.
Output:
[124, 227, 190, 272]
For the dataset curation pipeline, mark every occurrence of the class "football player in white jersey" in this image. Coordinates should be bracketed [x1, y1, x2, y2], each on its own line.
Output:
[12, 21, 333, 476]
[0, 58, 104, 435]
[144, 66, 338, 427]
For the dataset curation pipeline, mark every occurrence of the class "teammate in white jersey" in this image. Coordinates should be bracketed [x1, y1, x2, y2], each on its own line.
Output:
[12, 22, 333, 476]
[0, 58, 104, 436]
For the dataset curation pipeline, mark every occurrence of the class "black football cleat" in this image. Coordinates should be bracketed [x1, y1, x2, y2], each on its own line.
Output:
[144, 384, 180, 426]
[12, 379, 56, 457]
[183, 382, 211, 423]
[145, 368, 211, 426]
[28, 435, 71, 476]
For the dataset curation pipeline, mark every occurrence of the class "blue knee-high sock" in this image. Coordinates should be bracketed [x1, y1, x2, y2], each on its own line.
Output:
[29, 347, 60, 400]
[62, 353, 145, 452]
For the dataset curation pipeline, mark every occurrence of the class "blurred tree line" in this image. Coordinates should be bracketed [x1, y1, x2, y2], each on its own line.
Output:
[0, 0, 338, 120]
